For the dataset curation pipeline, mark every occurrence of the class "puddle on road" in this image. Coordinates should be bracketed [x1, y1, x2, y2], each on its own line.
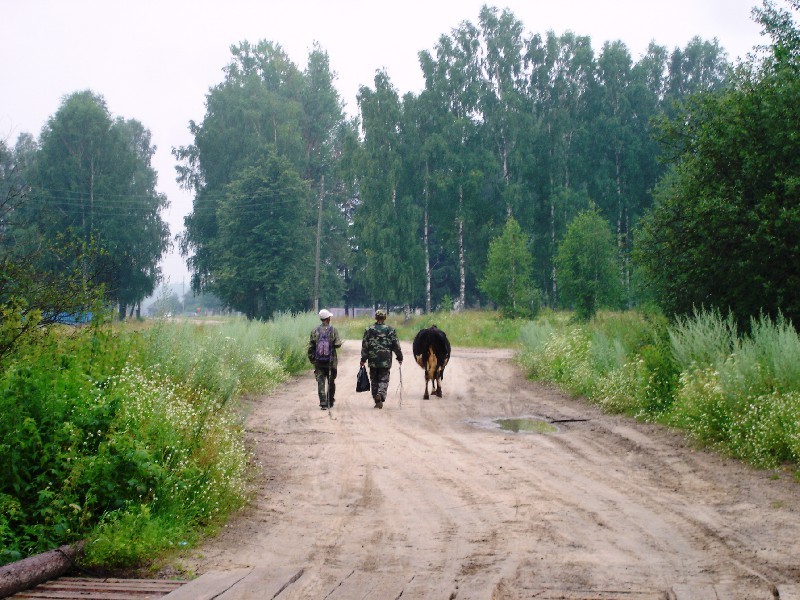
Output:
[495, 418, 558, 434]
[468, 415, 559, 434]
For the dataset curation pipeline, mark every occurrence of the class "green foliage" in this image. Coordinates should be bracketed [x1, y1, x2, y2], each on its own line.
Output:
[83, 504, 191, 568]
[636, 1, 800, 327]
[213, 151, 312, 319]
[519, 308, 800, 469]
[0, 313, 311, 568]
[556, 206, 621, 320]
[353, 71, 426, 307]
[0, 139, 103, 364]
[669, 309, 738, 372]
[28, 91, 170, 316]
[399, 309, 526, 348]
[177, 41, 351, 314]
[480, 216, 539, 318]
[174, 11, 731, 314]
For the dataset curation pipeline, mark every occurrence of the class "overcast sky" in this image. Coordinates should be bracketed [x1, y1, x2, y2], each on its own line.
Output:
[2, 0, 767, 284]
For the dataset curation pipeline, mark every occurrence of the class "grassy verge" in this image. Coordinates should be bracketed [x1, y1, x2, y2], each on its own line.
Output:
[0, 314, 314, 569]
[518, 309, 800, 471]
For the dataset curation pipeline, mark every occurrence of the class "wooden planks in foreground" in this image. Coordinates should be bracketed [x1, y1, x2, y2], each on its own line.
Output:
[10, 577, 185, 599]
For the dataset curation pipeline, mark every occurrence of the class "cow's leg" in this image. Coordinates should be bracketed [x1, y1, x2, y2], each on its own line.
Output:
[434, 375, 443, 397]
[423, 372, 430, 400]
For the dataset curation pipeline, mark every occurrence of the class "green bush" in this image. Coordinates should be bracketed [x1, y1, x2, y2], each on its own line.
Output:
[667, 312, 800, 467]
[519, 308, 800, 469]
[0, 313, 311, 568]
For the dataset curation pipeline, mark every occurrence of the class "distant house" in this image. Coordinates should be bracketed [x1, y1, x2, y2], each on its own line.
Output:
[50, 312, 93, 325]
[329, 307, 373, 318]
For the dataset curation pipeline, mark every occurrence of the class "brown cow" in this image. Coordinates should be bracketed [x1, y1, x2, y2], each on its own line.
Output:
[412, 325, 451, 399]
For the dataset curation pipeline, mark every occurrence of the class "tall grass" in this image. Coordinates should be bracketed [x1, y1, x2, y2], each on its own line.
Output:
[0, 313, 312, 568]
[337, 309, 527, 348]
[519, 309, 800, 469]
[135, 314, 316, 400]
[669, 313, 800, 466]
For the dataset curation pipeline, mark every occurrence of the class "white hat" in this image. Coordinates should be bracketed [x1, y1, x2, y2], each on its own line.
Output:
[318, 309, 333, 320]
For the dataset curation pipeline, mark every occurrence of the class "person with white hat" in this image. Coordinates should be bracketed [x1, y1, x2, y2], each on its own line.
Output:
[308, 309, 343, 410]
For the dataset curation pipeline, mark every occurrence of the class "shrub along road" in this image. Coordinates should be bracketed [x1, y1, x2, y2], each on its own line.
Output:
[171, 340, 800, 599]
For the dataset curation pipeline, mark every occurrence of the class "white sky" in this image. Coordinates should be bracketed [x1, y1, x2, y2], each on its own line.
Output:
[2, 0, 766, 284]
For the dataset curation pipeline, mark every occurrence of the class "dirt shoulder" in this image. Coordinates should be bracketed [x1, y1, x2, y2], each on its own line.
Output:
[171, 339, 800, 599]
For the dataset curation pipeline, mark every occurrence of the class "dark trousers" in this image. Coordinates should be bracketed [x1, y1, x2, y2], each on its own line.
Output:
[314, 366, 337, 406]
[369, 367, 391, 402]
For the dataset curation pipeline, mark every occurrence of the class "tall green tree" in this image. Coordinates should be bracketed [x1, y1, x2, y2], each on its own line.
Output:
[589, 41, 640, 306]
[177, 41, 350, 315]
[302, 44, 349, 310]
[418, 22, 493, 311]
[636, 0, 800, 327]
[476, 6, 527, 211]
[107, 118, 171, 318]
[525, 31, 595, 306]
[214, 151, 311, 319]
[30, 91, 169, 317]
[480, 216, 537, 317]
[556, 205, 621, 320]
[664, 36, 731, 118]
[354, 71, 424, 308]
[176, 41, 306, 296]
[0, 139, 102, 363]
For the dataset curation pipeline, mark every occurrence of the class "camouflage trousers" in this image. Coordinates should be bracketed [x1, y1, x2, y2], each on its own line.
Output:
[314, 366, 337, 406]
[369, 367, 391, 403]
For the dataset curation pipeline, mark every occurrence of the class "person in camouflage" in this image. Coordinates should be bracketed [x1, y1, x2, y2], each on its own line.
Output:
[308, 309, 343, 410]
[360, 308, 403, 409]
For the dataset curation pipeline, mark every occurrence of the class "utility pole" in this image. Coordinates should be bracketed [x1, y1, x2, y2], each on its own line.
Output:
[313, 175, 324, 313]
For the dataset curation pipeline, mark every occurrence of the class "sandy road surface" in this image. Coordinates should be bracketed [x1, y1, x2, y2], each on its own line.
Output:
[173, 340, 800, 599]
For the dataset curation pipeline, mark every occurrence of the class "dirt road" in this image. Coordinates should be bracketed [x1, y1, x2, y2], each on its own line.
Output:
[173, 340, 800, 599]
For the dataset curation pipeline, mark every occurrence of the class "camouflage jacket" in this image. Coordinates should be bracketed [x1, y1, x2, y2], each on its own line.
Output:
[360, 323, 403, 369]
[308, 324, 343, 368]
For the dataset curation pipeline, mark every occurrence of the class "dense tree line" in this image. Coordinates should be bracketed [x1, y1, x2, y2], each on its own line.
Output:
[1, 91, 170, 358]
[178, 6, 731, 318]
[637, 0, 800, 328]
[8, 2, 796, 330]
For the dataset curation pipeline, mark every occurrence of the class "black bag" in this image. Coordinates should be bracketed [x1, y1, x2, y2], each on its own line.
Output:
[356, 365, 371, 392]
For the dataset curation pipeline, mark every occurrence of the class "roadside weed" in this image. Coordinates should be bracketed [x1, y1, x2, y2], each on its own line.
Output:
[519, 309, 800, 469]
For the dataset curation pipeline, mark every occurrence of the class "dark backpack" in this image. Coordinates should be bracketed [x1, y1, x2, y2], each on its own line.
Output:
[315, 325, 333, 363]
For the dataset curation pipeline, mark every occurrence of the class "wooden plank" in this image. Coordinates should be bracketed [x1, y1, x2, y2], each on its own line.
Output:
[324, 572, 406, 600]
[14, 592, 170, 599]
[669, 583, 774, 600]
[161, 569, 253, 600]
[711, 583, 773, 600]
[214, 567, 305, 598]
[44, 578, 182, 585]
[33, 578, 183, 592]
[669, 584, 719, 600]
[12, 576, 185, 599]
